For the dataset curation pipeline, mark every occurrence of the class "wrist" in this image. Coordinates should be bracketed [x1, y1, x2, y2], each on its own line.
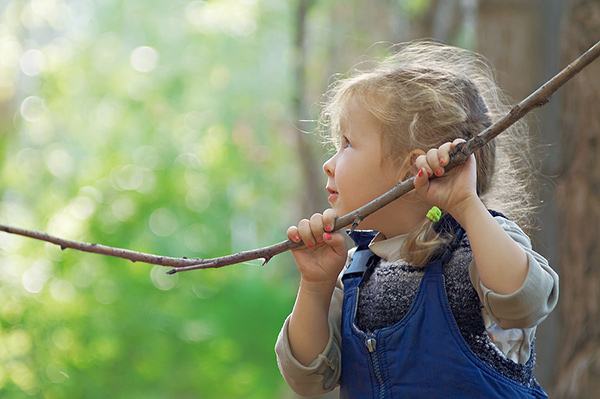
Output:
[299, 278, 337, 299]
[448, 195, 487, 228]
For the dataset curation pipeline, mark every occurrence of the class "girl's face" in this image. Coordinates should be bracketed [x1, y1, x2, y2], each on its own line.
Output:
[323, 99, 402, 232]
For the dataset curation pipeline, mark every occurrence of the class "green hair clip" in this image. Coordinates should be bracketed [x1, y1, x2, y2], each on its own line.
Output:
[426, 206, 442, 222]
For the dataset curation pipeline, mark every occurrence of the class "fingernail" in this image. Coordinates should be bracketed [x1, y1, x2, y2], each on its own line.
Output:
[325, 225, 332, 232]
[435, 169, 443, 176]
[307, 242, 314, 248]
[324, 233, 332, 241]
[418, 169, 423, 178]
[440, 158, 445, 165]
[294, 235, 301, 242]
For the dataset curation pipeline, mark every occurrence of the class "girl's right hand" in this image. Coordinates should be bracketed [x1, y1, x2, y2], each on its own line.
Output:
[287, 208, 348, 287]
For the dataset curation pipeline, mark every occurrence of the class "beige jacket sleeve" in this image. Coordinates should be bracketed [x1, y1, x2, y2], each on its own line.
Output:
[274, 276, 345, 397]
[469, 216, 559, 330]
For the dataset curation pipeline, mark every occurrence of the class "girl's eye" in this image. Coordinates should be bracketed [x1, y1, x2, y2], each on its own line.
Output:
[341, 136, 351, 148]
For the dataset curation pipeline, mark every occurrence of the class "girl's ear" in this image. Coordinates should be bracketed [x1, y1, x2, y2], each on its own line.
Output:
[400, 149, 426, 181]
[407, 149, 426, 165]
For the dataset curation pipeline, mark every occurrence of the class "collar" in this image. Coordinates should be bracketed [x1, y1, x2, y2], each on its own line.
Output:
[369, 233, 407, 263]
[347, 230, 378, 251]
[347, 230, 407, 262]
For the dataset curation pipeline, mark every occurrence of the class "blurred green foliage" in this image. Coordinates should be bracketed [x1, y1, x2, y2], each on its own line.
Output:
[0, 0, 310, 397]
[0, 0, 458, 396]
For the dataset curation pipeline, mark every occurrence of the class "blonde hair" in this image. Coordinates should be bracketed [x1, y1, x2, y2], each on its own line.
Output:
[319, 40, 536, 266]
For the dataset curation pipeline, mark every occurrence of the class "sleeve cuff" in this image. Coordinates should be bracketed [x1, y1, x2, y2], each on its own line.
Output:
[274, 316, 341, 396]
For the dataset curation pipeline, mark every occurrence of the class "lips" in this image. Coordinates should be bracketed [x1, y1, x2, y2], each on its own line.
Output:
[327, 186, 338, 203]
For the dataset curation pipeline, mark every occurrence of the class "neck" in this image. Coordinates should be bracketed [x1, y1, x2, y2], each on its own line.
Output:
[355, 197, 430, 239]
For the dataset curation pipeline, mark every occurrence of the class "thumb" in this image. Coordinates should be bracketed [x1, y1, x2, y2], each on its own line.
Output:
[413, 167, 431, 197]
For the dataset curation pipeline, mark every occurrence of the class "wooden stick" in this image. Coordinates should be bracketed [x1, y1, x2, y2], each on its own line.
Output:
[1, 40, 599, 274]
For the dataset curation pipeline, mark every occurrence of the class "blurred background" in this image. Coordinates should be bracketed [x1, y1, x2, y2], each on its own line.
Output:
[0, 0, 598, 398]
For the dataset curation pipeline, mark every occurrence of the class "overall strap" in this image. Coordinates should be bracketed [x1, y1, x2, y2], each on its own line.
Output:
[343, 249, 377, 279]
[342, 230, 380, 285]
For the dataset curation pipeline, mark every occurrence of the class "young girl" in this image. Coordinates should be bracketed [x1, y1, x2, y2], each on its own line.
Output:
[275, 41, 559, 398]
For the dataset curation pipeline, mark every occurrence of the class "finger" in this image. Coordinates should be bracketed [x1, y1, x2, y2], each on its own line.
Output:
[322, 209, 338, 232]
[425, 148, 444, 177]
[414, 154, 433, 177]
[452, 138, 466, 146]
[413, 167, 430, 192]
[449, 138, 467, 156]
[297, 219, 316, 248]
[310, 213, 326, 243]
[437, 142, 453, 168]
[287, 226, 301, 243]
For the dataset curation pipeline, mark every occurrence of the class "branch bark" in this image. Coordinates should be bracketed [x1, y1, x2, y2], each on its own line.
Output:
[1, 40, 599, 274]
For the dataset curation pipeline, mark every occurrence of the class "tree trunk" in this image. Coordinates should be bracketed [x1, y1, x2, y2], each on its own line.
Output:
[553, 1, 600, 397]
[291, 0, 328, 217]
[477, 0, 562, 386]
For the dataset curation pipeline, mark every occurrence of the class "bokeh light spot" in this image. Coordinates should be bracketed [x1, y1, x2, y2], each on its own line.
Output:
[149, 208, 178, 237]
[44, 147, 74, 178]
[50, 279, 76, 303]
[111, 164, 145, 191]
[20, 96, 45, 122]
[20, 48, 46, 76]
[22, 259, 52, 294]
[150, 265, 178, 290]
[130, 46, 159, 73]
[111, 196, 137, 222]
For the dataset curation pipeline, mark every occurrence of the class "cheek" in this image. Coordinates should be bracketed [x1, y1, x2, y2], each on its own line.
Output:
[334, 156, 395, 208]
[334, 169, 351, 198]
[333, 164, 358, 202]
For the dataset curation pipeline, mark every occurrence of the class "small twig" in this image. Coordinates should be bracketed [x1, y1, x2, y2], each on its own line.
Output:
[1, 40, 599, 274]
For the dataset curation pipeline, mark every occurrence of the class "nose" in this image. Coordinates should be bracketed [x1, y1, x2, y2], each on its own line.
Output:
[323, 153, 336, 177]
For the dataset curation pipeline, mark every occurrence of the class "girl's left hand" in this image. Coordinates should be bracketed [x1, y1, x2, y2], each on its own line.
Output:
[413, 138, 479, 218]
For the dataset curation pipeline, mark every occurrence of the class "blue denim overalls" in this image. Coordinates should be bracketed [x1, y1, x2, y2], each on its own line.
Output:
[339, 229, 548, 399]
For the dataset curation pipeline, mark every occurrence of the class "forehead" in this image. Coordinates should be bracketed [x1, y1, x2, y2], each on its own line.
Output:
[326, 85, 384, 149]
[339, 97, 381, 133]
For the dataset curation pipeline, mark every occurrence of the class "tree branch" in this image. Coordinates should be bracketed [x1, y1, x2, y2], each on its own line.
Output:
[0, 224, 210, 267]
[1, 40, 599, 274]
